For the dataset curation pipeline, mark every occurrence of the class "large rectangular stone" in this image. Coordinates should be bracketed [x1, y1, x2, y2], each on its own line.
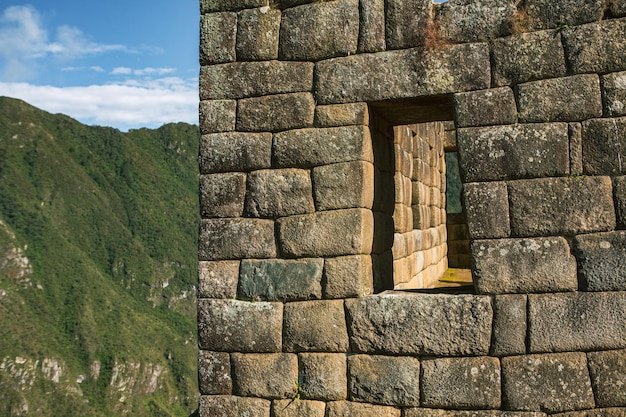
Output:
[299, 353, 347, 401]
[244, 169, 315, 218]
[523, 0, 605, 30]
[453, 87, 517, 127]
[237, 93, 315, 132]
[491, 294, 527, 357]
[323, 255, 374, 299]
[198, 260, 239, 299]
[435, 0, 518, 43]
[199, 132, 272, 174]
[582, 117, 626, 176]
[312, 161, 374, 210]
[574, 231, 626, 291]
[385, 0, 431, 49]
[199, 100, 236, 134]
[231, 353, 298, 399]
[528, 292, 626, 352]
[200, 12, 237, 65]
[200, 173, 246, 218]
[551, 409, 626, 417]
[201, 0, 267, 13]
[345, 293, 493, 356]
[587, 349, 626, 408]
[601, 71, 626, 116]
[405, 410, 547, 417]
[326, 401, 400, 417]
[283, 300, 349, 352]
[272, 400, 326, 417]
[198, 351, 232, 395]
[199, 218, 276, 260]
[457, 123, 569, 182]
[314, 103, 369, 128]
[358, 0, 385, 53]
[199, 395, 270, 417]
[463, 182, 510, 239]
[562, 19, 626, 75]
[198, 299, 283, 352]
[508, 176, 615, 237]
[236, 7, 281, 61]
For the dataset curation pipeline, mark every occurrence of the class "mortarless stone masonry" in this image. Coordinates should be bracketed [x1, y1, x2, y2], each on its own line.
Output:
[197, 0, 626, 415]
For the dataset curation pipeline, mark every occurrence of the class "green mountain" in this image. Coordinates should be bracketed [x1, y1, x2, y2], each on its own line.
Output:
[0, 97, 199, 417]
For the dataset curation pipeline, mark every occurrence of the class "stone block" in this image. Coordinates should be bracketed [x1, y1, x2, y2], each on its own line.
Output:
[517, 74, 603, 122]
[200, 12, 237, 65]
[315, 43, 490, 104]
[491, 30, 566, 86]
[199, 395, 270, 417]
[279, 0, 358, 61]
[312, 161, 374, 210]
[587, 349, 626, 407]
[615, 176, 626, 228]
[314, 103, 369, 128]
[385, 0, 431, 49]
[348, 354, 420, 406]
[236, 7, 280, 61]
[244, 169, 314, 218]
[198, 260, 239, 299]
[345, 293, 493, 356]
[323, 255, 374, 299]
[491, 294, 527, 357]
[199, 132, 272, 174]
[238, 258, 323, 302]
[201, 0, 268, 13]
[358, 0, 385, 53]
[299, 353, 347, 401]
[463, 182, 510, 239]
[612, 0, 626, 16]
[508, 176, 615, 237]
[421, 356, 501, 409]
[198, 299, 282, 352]
[274, 126, 373, 168]
[471, 237, 577, 294]
[453, 87, 517, 127]
[200, 61, 313, 100]
[283, 300, 349, 352]
[528, 292, 626, 352]
[199, 351, 232, 395]
[551, 409, 626, 417]
[457, 123, 569, 182]
[574, 231, 626, 291]
[569, 122, 583, 175]
[435, 0, 518, 43]
[200, 173, 246, 218]
[563, 19, 626, 75]
[582, 117, 626, 175]
[601, 71, 626, 116]
[523, 0, 605, 30]
[326, 401, 401, 417]
[502, 353, 595, 413]
[237, 92, 315, 132]
[199, 218, 276, 260]
[277, 209, 373, 258]
[405, 410, 547, 417]
[199, 100, 236, 134]
[231, 353, 298, 398]
[272, 399, 326, 417]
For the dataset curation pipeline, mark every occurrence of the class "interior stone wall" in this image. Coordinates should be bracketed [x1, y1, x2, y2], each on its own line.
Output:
[198, 0, 626, 415]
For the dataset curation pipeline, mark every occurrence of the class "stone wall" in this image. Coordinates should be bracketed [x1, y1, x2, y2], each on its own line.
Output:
[198, 0, 626, 415]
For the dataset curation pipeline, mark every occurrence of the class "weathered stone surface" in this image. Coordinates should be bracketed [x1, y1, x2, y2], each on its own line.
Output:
[435, 0, 517, 43]
[508, 176, 616, 237]
[569, 122, 583, 175]
[517, 74, 603, 122]
[201, 0, 267, 13]
[421, 356, 501, 409]
[244, 169, 314, 218]
[551, 409, 626, 417]
[463, 182, 510, 239]
[299, 353, 347, 401]
[453, 87, 517, 127]
[283, 300, 349, 352]
[326, 401, 401, 417]
[274, 126, 373, 168]
[200, 173, 246, 218]
[231, 353, 297, 398]
[528, 292, 626, 352]
[588, 349, 626, 407]
[198, 299, 282, 352]
[236, 7, 280, 61]
[405, 410, 547, 417]
[348, 354, 420, 406]
[277, 209, 373, 257]
[612, 0, 626, 16]
[314, 103, 369, 128]
[199, 351, 232, 395]
[199, 218, 276, 260]
[471, 237, 577, 294]
[200, 61, 314, 100]
[279, 0, 358, 61]
[582, 117, 626, 175]
[574, 231, 626, 291]
[323, 255, 374, 299]
[563, 19, 626, 75]
[358, 0, 385, 53]
[385, 0, 431, 49]
[615, 176, 626, 228]
[272, 399, 326, 417]
[198, 260, 239, 299]
[346, 293, 493, 356]
[312, 161, 374, 210]
[315, 43, 490, 104]
[199, 132, 272, 174]
[502, 353, 595, 413]
[237, 93, 315, 132]
[602, 71, 626, 116]
[200, 12, 236, 65]
[491, 295, 527, 357]
[199, 395, 270, 417]
[200, 100, 236, 134]
[238, 258, 323, 301]
[491, 30, 566, 86]
[457, 123, 570, 182]
[523, 0, 605, 29]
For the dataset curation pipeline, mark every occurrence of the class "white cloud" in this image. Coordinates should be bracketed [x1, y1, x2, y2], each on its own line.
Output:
[112, 67, 132, 75]
[112, 66, 175, 76]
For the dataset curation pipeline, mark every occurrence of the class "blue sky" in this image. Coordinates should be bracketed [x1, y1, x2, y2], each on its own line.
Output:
[0, 1, 199, 130]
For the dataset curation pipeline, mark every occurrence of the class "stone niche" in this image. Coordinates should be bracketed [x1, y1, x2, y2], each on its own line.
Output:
[198, 0, 626, 415]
